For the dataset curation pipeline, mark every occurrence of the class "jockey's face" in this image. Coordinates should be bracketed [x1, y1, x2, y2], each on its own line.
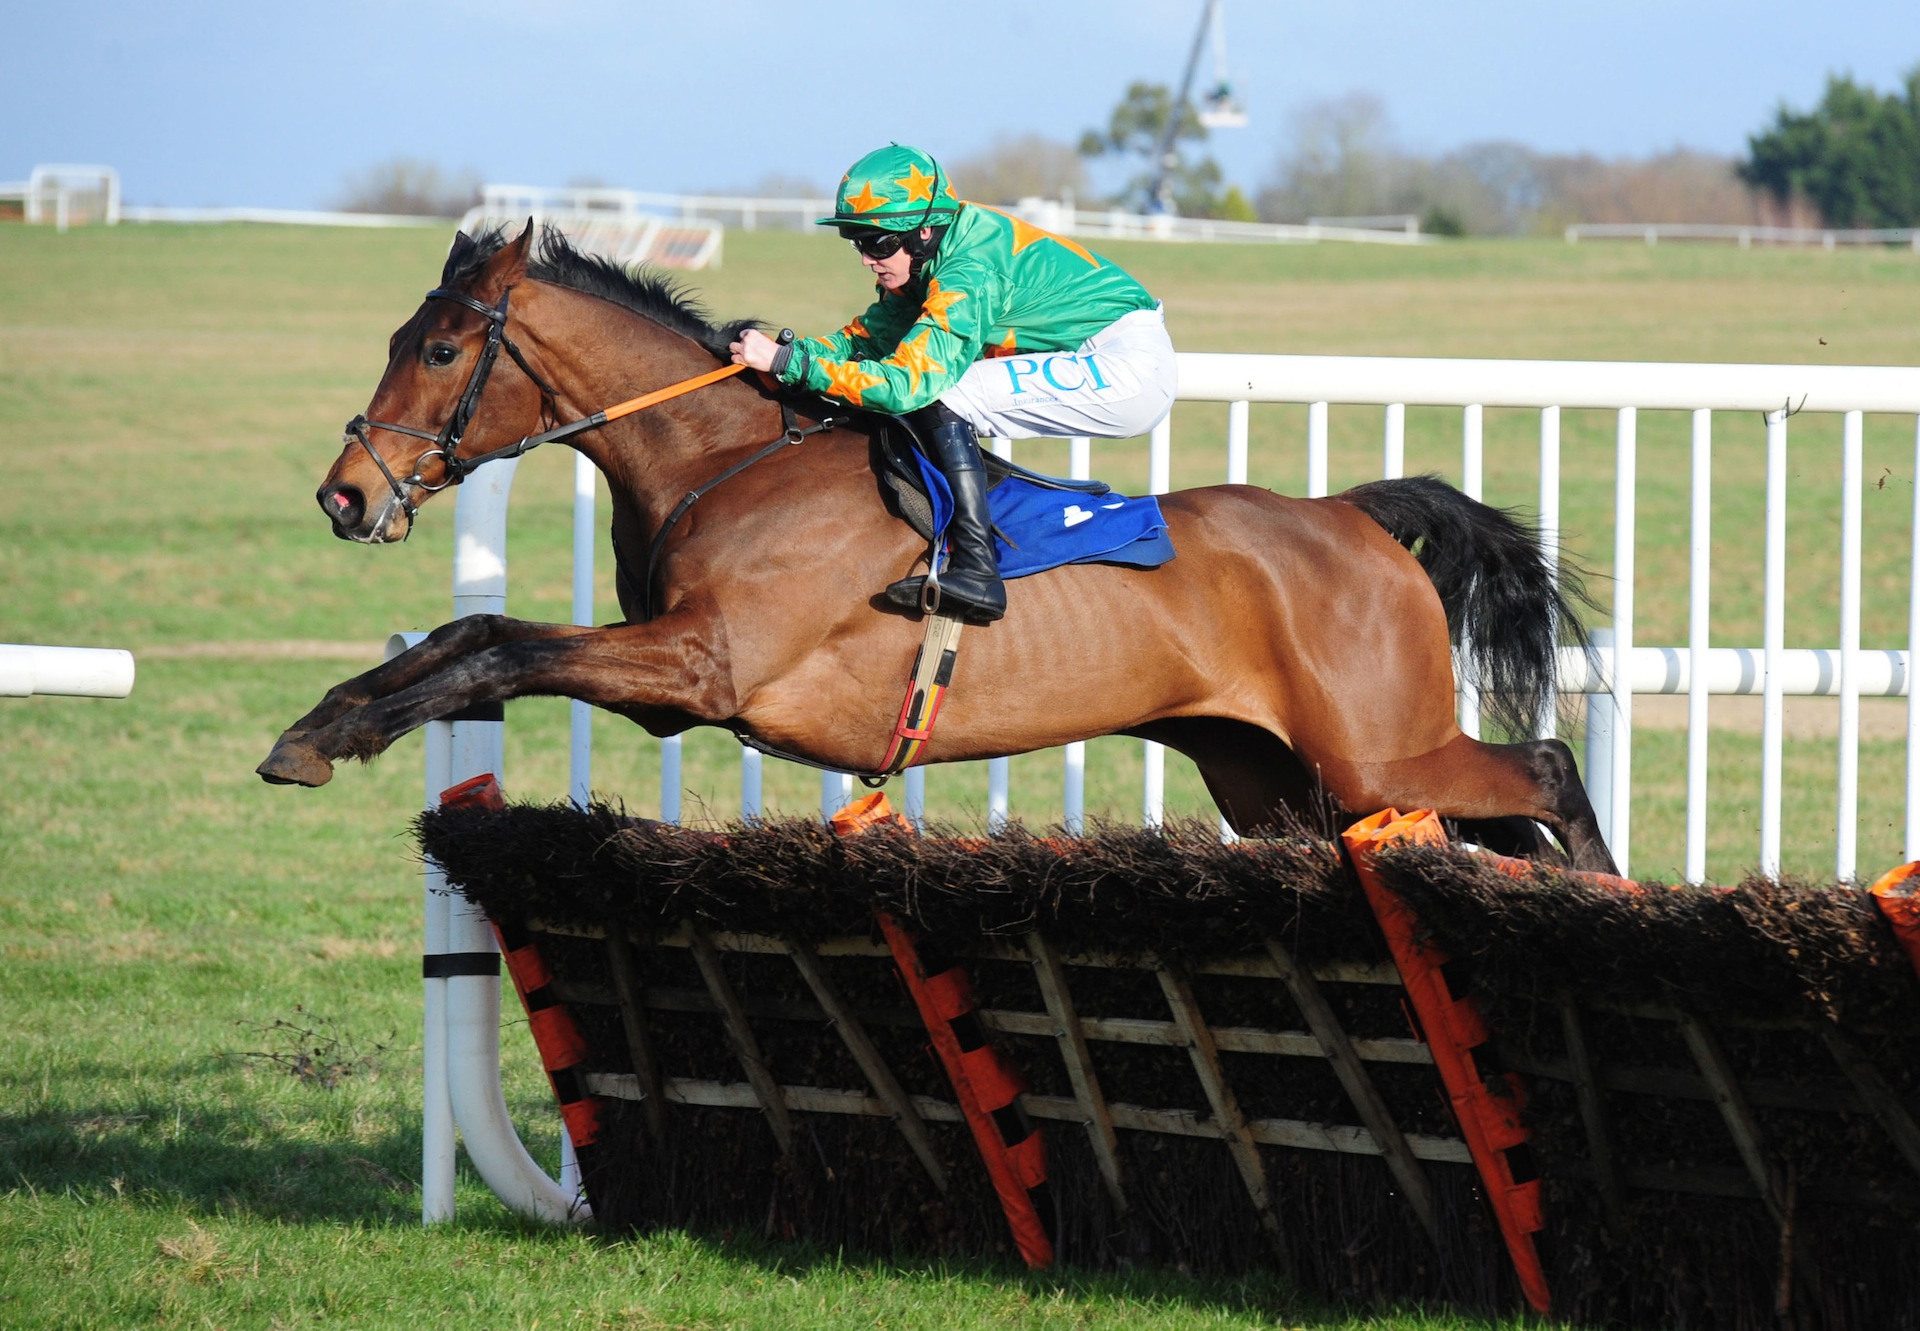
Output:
[859, 228, 927, 292]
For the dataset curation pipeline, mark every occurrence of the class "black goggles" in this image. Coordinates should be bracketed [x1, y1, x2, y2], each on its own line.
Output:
[843, 228, 908, 260]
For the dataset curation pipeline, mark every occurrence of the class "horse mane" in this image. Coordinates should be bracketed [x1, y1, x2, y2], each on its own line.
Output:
[444, 224, 754, 358]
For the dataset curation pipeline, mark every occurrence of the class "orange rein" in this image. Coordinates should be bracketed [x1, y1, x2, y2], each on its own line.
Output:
[598, 362, 748, 422]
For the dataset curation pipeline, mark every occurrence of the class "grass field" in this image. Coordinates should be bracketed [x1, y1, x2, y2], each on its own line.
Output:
[4, 221, 1919, 1328]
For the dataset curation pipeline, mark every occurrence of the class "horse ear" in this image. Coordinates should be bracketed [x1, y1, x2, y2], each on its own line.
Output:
[472, 219, 535, 299]
[447, 229, 477, 267]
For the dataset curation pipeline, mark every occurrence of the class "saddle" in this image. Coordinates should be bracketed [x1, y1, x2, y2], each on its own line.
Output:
[869, 414, 1110, 542]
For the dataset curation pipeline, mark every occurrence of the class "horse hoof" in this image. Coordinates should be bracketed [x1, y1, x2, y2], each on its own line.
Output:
[256, 743, 335, 788]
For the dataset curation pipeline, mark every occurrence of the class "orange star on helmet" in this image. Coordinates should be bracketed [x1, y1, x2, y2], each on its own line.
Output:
[844, 179, 886, 214]
[816, 357, 886, 406]
[894, 163, 937, 204]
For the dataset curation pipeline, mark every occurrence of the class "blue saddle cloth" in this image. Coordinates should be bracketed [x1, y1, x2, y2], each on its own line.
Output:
[912, 455, 1175, 580]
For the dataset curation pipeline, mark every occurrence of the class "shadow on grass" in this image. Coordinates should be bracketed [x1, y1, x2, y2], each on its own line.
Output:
[0, 1101, 1499, 1330]
[0, 1100, 423, 1224]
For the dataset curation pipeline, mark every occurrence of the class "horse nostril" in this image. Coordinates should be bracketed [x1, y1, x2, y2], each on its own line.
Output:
[318, 484, 365, 531]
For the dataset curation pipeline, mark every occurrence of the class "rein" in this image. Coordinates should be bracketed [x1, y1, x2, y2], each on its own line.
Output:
[343, 286, 758, 528]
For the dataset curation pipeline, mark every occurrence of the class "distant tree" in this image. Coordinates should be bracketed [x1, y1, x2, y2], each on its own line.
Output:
[1257, 93, 1404, 222]
[1259, 96, 1775, 236]
[336, 157, 479, 218]
[1740, 67, 1920, 227]
[951, 134, 1089, 204]
[1538, 149, 1765, 230]
[1078, 80, 1227, 215]
[1215, 185, 1258, 223]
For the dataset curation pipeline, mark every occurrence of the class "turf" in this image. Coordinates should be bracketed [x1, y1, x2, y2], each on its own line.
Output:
[4, 220, 1918, 1328]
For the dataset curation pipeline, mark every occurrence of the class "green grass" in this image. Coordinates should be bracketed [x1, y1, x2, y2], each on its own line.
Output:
[4, 221, 1919, 1327]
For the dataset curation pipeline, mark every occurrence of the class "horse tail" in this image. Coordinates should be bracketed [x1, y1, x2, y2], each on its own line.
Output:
[1338, 474, 1594, 739]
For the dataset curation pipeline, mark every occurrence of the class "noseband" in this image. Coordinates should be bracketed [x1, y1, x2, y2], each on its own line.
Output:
[343, 287, 558, 527]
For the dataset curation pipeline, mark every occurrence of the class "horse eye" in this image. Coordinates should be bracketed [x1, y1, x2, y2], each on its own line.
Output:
[425, 343, 458, 367]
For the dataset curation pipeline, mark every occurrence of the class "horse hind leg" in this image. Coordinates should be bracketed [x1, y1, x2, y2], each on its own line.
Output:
[1321, 733, 1619, 876]
[1136, 718, 1347, 840]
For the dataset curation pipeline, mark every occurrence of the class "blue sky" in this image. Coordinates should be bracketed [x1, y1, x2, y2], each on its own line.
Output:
[6, 0, 1916, 208]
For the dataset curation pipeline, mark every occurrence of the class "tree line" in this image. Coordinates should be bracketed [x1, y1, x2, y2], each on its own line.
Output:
[985, 66, 1920, 235]
[338, 66, 1919, 235]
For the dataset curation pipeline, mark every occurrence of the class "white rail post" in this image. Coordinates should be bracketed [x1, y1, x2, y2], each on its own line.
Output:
[1836, 411, 1863, 880]
[1908, 416, 1920, 861]
[1306, 401, 1329, 497]
[1685, 410, 1713, 884]
[904, 766, 927, 830]
[1382, 403, 1405, 479]
[1609, 410, 1637, 875]
[1761, 410, 1789, 879]
[1536, 407, 1561, 740]
[416, 457, 585, 1226]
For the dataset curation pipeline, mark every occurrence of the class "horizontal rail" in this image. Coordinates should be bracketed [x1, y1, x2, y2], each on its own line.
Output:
[0, 645, 136, 698]
[1174, 352, 1920, 414]
[1568, 222, 1920, 249]
[1554, 645, 1910, 698]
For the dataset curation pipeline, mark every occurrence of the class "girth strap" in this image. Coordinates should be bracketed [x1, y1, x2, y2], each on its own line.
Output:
[738, 607, 968, 786]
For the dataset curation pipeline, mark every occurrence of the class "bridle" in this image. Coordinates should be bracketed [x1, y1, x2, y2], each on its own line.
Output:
[342, 285, 750, 530]
[341, 283, 847, 620]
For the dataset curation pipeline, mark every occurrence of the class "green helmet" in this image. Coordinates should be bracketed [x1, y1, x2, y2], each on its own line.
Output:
[816, 143, 959, 232]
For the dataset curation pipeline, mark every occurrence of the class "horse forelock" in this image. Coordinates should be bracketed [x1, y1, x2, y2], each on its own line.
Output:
[443, 223, 752, 359]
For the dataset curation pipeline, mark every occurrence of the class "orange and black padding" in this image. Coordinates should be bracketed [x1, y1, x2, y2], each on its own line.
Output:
[1868, 860, 1920, 979]
[876, 614, 965, 776]
[1342, 808, 1551, 1315]
[440, 774, 605, 1151]
[875, 909, 1054, 1269]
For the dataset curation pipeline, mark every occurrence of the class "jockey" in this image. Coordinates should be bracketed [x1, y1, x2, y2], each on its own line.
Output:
[729, 143, 1176, 624]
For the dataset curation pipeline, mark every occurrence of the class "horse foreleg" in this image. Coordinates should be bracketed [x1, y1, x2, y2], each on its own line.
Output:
[279, 614, 594, 733]
[258, 619, 731, 788]
[261, 616, 595, 771]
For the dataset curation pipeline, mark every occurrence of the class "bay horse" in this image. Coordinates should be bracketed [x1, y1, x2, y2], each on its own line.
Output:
[258, 223, 1617, 874]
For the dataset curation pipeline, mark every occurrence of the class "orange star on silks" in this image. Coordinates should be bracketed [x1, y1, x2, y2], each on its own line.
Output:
[844, 179, 886, 214]
[919, 278, 968, 332]
[983, 327, 1019, 359]
[894, 163, 936, 203]
[816, 357, 887, 406]
[974, 203, 1100, 267]
[839, 316, 871, 340]
[885, 328, 947, 394]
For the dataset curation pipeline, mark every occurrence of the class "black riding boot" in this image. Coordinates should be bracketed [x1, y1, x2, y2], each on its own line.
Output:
[886, 408, 1007, 623]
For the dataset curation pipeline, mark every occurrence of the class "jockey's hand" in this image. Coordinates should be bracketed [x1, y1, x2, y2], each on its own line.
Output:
[730, 328, 781, 373]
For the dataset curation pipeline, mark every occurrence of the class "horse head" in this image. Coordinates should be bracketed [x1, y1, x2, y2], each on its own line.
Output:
[317, 221, 554, 543]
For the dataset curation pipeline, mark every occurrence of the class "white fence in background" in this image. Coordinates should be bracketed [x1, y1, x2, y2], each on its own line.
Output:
[457, 201, 723, 270]
[475, 183, 1425, 246]
[2, 164, 121, 229]
[418, 351, 1920, 888]
[1567, 222, 1920, 251]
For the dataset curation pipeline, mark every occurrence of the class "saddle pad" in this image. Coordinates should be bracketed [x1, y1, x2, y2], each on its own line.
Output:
[911, 452, 1174, 580]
